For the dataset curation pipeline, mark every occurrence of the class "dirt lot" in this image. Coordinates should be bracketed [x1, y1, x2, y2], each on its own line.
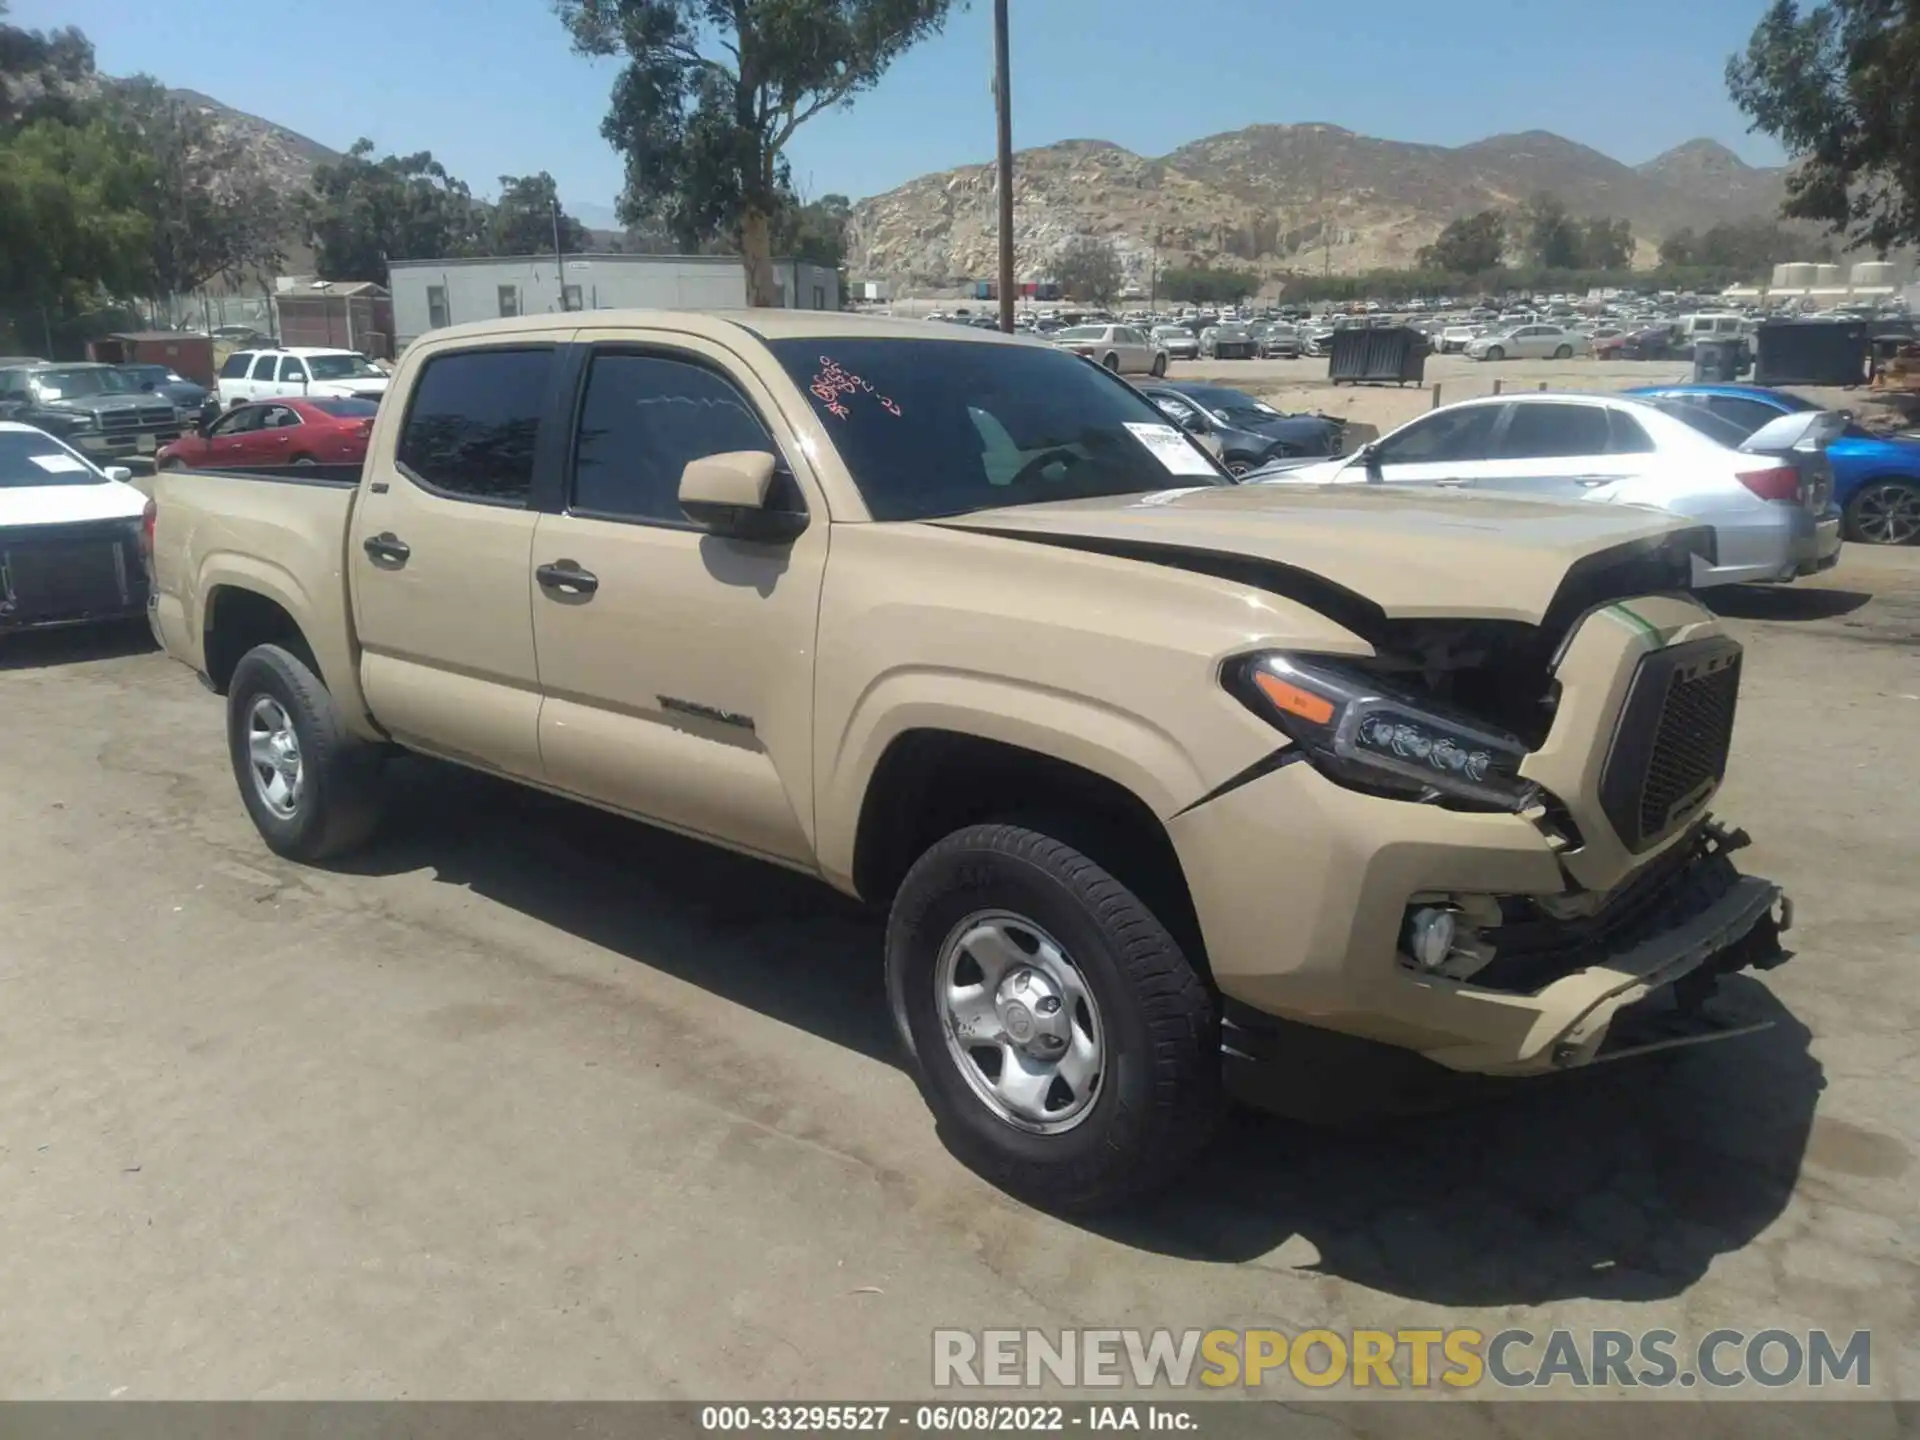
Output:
[0, 550, 1916, 1409]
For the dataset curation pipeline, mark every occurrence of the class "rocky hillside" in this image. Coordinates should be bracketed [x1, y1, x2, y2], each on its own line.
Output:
[846, 124, 1793, 290]
[158, 87, 342, 191]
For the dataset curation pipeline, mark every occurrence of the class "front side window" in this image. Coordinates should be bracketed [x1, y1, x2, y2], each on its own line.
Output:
[249, 355, 278, 380]
[396, 347, 552, 504]
[214, 406, 269, 435]
[570, 353, 775, 523]
[1375, 405, 1498, 465]
[277, 357, 309, 383]
[768, 337, 1229, 522]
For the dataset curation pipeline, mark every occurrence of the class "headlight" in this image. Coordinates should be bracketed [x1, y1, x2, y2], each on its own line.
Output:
[1228, 652, 1537, 811]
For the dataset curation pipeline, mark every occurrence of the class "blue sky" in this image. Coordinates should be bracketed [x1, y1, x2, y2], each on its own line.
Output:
[17, 0, 1785, 217]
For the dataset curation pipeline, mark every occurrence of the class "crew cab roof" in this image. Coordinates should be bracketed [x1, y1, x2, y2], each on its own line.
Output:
[413, 308, 1060, 350]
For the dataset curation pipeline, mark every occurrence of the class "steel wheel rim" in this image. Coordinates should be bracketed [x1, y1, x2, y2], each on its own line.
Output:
[935, 910, 1105, 1135]
[1854, 483, 1920, 545]
[245, 695, 304, 818]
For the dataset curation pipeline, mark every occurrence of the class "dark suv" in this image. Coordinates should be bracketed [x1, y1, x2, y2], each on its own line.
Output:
[0, 363, 182, 462]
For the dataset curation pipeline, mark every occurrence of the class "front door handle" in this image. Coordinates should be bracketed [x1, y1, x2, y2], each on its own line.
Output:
[363, 532, 410, 564]
[536, 560, 599, 596]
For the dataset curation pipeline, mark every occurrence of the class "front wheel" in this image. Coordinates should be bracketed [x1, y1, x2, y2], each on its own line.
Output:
[886, 822, 1221, 1211]
[1102, 353, 1120, 373]
[1483, 345, 1505, 362]
[1553, 344, 1573, 359]
[1846, 479, 1920, 545]
[1149, 353, 1168, 377]
[227, 643, 385, 862]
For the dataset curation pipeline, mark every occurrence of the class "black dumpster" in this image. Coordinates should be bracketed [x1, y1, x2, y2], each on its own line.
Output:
[1693, 337, 1746, 384]
[1328, 326, 1426, 385]
[1753, 320, 1870, 387]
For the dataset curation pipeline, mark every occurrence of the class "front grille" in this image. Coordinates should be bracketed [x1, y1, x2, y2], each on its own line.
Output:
[0, 522, 145, 625]
[100, 405, 178, 433]
[1600, 637, 1741, 852]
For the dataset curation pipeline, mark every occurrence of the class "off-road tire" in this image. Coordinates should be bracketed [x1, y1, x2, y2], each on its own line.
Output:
[227, 643, 384, 862]
[886, 822, 1221, 1211]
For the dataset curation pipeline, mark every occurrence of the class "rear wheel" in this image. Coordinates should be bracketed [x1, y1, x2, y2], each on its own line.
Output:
[1846, 479, 1920, 545]
[1149, 353, 1168, 377]
[1553, 343, 1573, 359]
[1102, 353, 1120, 373]
[1484, 345, 1505, 362]
[887, 822, 1221, 1211]
[1226, 459, 1253, 478]
[227, 643, 385, 862]
[291, 454, 317, 467]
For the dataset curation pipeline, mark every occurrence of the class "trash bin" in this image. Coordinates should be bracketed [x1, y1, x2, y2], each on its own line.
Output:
[1694, 338, 1745, 384]
[1754, 321, 1870, 387]
[1327, 326, 1426, 385]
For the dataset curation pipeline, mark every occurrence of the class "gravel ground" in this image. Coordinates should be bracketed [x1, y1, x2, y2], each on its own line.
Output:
[0, 549, 1914, 1412]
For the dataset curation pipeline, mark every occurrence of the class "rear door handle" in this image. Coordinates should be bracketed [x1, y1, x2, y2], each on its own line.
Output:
[536, 560, 599, 596]
[362, 532, 410, 564]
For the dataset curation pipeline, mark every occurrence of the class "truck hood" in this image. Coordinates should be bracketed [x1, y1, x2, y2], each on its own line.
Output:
[40, 394, 156, 417]
[0, 478, 146, 529]
[932, 483, 1703, 626]
[310, 378, 389, 399]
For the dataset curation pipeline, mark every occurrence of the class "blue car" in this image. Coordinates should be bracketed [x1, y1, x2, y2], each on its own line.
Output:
[1627, 383, 1920, 546]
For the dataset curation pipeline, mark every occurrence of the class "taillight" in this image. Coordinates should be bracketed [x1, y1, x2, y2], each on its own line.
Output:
[139, 497, 156, 560]
[1735, 465, 1803, 504]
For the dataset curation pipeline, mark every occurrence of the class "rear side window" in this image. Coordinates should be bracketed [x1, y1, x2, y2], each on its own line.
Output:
[220, 353, 253, 379]
[1701, 395, 1781, 437]
[249, 355, 278, 380]
[1496, 403, 1612, 460]
[397, 347, 554, 505]
[1607, 409, 1656, 454]
[570, 353, 776, 523]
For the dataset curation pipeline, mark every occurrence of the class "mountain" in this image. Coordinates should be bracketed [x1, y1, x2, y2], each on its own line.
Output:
[845, 124, 1795, 289]
[143, 86, 343, 190]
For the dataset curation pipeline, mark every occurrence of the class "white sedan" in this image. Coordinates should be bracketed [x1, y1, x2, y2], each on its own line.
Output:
[1251, 391, 1842, 587]
[0, 422, 150, 635]
[1050, 324, 1169, 377]
[1464, 323, 1590, 361]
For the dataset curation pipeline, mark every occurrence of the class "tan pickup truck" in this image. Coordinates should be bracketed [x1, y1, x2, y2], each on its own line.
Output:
[148, 311, 1794, 1210]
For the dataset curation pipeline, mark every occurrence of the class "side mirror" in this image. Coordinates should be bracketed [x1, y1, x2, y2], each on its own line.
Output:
[105, 466, 134, 483]
[679, 450, 808, 544]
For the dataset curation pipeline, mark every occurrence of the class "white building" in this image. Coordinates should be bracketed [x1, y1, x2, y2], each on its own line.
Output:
[387, 253, 841, 349]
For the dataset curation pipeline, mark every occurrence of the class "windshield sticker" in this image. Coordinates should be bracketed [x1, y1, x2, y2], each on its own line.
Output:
[1123, 422, 1218, 478]
[28, 453, 88, 474]
[810, 356, 901, 420]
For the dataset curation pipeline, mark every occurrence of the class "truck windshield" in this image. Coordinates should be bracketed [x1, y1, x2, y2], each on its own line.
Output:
[306, 354, 381, 380]
[0, 431, 105, 487]
[768, 337, 1230, 521]
[32, 368, 133, 399]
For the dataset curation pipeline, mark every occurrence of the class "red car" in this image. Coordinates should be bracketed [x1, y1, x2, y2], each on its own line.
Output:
[155, 397, 378, 471]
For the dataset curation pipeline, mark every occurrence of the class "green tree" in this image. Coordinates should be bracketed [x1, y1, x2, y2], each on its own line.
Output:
[0, 115, 152, 313]
[1521, 193, 1582, 269]
[1054, 234, 1123, 304]
[106, 78, 287, 295]
[1728, 0, 1920, 252]
[557, 0, 956, 306]
[0, 0, 95, 127]
[1416, 210, 1505, 273]
[1156, 265, 1253, 306]
[773, 192, 851, 269]
[303, 140, 486, 281]
[1579, 216, 1635, 270]
[1658, 227, 1697, 267]
[490, 171, 592, 257]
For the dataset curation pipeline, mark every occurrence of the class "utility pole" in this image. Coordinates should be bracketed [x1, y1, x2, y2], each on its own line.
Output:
[553, 195, 570, 310]
[993, 0, 1015, 332]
